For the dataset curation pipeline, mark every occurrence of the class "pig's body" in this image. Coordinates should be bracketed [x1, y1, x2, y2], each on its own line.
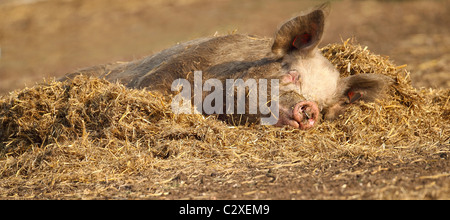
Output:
[107, 35, 276, 92]
[63, 5, 392, 129]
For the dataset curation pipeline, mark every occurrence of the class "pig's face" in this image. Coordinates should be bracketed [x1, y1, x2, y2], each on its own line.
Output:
[270, 7, 391, 129]
[280, 50, 340, 109]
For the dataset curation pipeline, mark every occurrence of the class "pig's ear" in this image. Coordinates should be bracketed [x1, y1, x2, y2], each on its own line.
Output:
[338, 74, 394, 104]
[271, 7, 326, 57]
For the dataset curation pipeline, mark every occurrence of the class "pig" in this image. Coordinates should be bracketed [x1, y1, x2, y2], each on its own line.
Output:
[62, 5, 392, 130]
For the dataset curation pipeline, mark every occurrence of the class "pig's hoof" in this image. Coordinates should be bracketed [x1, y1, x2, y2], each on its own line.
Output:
[293, 101, 320, 130]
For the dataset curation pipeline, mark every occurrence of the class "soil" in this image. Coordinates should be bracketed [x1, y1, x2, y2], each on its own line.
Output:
[0, 0, 449, 200]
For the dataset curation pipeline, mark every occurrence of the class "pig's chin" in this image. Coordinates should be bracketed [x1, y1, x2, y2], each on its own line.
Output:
[276, 101, 320, 130]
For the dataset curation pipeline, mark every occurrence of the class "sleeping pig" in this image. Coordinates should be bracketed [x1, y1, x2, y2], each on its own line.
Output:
[63, 5, 392, 129]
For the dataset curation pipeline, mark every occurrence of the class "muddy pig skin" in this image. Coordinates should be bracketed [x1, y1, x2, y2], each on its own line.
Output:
[63, 4, 392, 129]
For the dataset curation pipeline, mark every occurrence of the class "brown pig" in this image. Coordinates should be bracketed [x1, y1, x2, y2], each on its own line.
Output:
[63, 5, 392, 129]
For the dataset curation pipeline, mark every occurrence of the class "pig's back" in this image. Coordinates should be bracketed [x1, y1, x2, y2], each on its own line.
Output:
[103, 34, 274, 92]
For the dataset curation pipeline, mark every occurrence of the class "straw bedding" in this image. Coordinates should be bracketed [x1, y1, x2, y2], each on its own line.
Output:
[0, 40, 448, 199]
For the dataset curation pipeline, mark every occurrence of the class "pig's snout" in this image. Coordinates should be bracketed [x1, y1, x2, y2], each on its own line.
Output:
[293, 101, 320, 129]
[276, 101, 320, 130]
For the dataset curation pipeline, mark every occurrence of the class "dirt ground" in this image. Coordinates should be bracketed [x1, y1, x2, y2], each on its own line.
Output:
[0, 0, 449, 200]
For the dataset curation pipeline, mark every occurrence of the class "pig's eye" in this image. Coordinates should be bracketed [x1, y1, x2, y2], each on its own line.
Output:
[281, 62, 290, 69]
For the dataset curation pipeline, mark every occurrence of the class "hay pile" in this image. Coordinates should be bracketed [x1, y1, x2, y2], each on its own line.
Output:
[0, 40, 448, 199]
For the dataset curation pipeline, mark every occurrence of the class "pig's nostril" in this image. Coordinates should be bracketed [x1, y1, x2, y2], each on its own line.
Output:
[304, 112, 311, 119]
[301, 106, 311, 119]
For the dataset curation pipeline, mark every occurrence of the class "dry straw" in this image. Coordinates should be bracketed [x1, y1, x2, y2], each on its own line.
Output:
[0, 40, 448, 199]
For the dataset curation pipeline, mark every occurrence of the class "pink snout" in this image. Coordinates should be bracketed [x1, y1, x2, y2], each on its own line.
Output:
[293, 101, 320, 129]
[276, 101, 320, 130]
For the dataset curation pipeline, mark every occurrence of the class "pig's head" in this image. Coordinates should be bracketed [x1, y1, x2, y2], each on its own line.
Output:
[270, 7, 392, 129]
